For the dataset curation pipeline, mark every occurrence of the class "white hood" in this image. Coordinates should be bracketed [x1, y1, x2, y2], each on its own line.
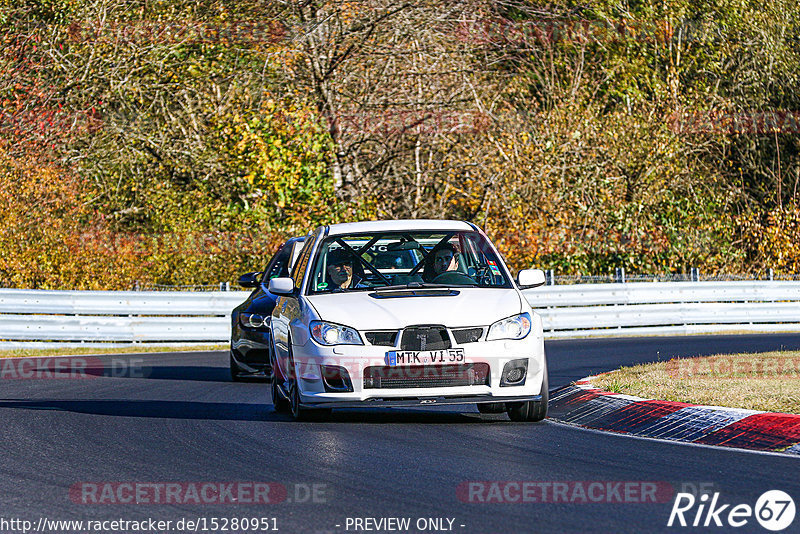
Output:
[306, 288, 525, 330]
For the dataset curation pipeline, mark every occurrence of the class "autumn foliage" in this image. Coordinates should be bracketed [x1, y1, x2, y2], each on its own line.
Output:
[0, 148, 289, 288]
[1, 0, 800, 289]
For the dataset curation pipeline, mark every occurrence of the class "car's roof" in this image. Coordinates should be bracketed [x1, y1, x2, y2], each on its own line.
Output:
[325, 219, 475, 236]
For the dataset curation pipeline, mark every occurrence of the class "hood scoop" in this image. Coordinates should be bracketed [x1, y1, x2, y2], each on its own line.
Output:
[369, 289, 459, 299]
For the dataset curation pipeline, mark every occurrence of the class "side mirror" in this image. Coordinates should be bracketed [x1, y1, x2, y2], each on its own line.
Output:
[268, 277, 295, 296]
[237, 272, 262, 288]
[517, 269, 546, 289]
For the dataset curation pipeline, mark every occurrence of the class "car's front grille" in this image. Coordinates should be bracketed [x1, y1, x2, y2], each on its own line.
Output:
[363, 363, 490, 389]
[452, 327, 483, 344]
[365, 331, 399, 347]
[400, 325, 451, 351]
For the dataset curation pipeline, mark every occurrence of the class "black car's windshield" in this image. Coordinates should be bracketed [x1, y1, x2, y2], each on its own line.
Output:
[308, 231, 512, 293]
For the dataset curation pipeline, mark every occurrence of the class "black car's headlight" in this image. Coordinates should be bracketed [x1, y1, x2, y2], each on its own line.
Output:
[240, 313, 270, 330]
[310, 321, 363, 346]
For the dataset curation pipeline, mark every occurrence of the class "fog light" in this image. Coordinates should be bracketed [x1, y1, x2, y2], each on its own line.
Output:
[501, 358, 528, 387]
[320, 365, 353, 392]
[506, 368, 523, 382]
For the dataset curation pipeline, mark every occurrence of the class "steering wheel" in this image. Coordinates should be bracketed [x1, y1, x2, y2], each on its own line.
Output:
[471, 266, 494, 286]
[431, 271, 477, 286]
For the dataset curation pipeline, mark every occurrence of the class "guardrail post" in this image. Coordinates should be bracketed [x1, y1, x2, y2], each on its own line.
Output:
[614, 267, 626, 284]
[545, 269, 554, 286]
[767, 268, 774, 281]
[690, 267, 700, 282]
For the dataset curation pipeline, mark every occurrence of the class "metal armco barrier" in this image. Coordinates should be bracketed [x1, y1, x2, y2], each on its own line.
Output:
[1, 281, 799, 347]
[523, 281, 800, 338]
[0, 289, 249, 348]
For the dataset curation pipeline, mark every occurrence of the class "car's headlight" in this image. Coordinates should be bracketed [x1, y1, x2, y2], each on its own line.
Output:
[240, 313, 270, 329]
[486, 312, 531, 341]
[310, 321, 363, 346]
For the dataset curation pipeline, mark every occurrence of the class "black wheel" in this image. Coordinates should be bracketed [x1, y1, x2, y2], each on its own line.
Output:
[285, 337, 331, 422]
[271, 373, 290, 413]
[269, 336, 290, 412]
[229, 352, 243, 382]
[477, 402, 506, 414]
[506, 361, 549, 422]
[289, 378, 331, 422]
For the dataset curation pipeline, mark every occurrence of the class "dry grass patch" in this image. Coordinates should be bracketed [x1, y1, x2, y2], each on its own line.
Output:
[592, 351, 800, 414]
[0, 344, 226, 359]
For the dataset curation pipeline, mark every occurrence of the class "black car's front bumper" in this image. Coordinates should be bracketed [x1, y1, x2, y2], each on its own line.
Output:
[231, 331, 272, 376]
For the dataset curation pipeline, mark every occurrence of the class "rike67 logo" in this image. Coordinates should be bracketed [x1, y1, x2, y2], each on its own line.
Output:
[668, 490, 796, 531]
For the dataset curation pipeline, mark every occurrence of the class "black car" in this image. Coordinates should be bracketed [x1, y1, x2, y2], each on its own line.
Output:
[230, 236, 306, 381]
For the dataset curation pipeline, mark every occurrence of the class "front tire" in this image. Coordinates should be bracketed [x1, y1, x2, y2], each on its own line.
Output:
[289, 379, 331, 422]
[271, 373, 290, 413]
[506, 361, 549, 422]
[269, 336, 290, 412]
[285, 336, 331, 422]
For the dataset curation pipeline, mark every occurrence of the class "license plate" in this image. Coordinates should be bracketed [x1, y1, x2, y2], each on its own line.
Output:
[385, 349, 465, 366]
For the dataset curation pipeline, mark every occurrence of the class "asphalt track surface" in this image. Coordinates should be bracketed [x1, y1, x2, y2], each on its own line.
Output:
[2, 334, 800, 534]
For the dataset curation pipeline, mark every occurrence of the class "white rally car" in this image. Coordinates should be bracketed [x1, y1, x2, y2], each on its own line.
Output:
[268, 220, 548, 421]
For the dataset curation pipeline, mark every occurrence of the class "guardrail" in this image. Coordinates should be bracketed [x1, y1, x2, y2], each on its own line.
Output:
[0, 289, 246, 348]
[0, 281, 799, 347]
[523, 281, 800, 338]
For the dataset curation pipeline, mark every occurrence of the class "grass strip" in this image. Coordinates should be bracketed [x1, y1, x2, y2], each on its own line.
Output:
[592, 351, 800, 414]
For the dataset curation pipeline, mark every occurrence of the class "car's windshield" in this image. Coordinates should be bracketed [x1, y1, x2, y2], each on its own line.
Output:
[308, 231, 512, 293]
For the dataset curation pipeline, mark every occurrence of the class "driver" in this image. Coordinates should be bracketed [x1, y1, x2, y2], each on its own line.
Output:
[325, 248, 364, 290]
[423, 243, 460, 281]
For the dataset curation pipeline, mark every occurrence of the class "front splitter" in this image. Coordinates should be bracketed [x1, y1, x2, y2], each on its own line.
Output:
[302, 394, 542, 409]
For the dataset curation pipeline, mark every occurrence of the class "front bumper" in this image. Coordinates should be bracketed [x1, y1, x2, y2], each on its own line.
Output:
[231, 329, 272, 373]
[288, 334, 547, 406]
